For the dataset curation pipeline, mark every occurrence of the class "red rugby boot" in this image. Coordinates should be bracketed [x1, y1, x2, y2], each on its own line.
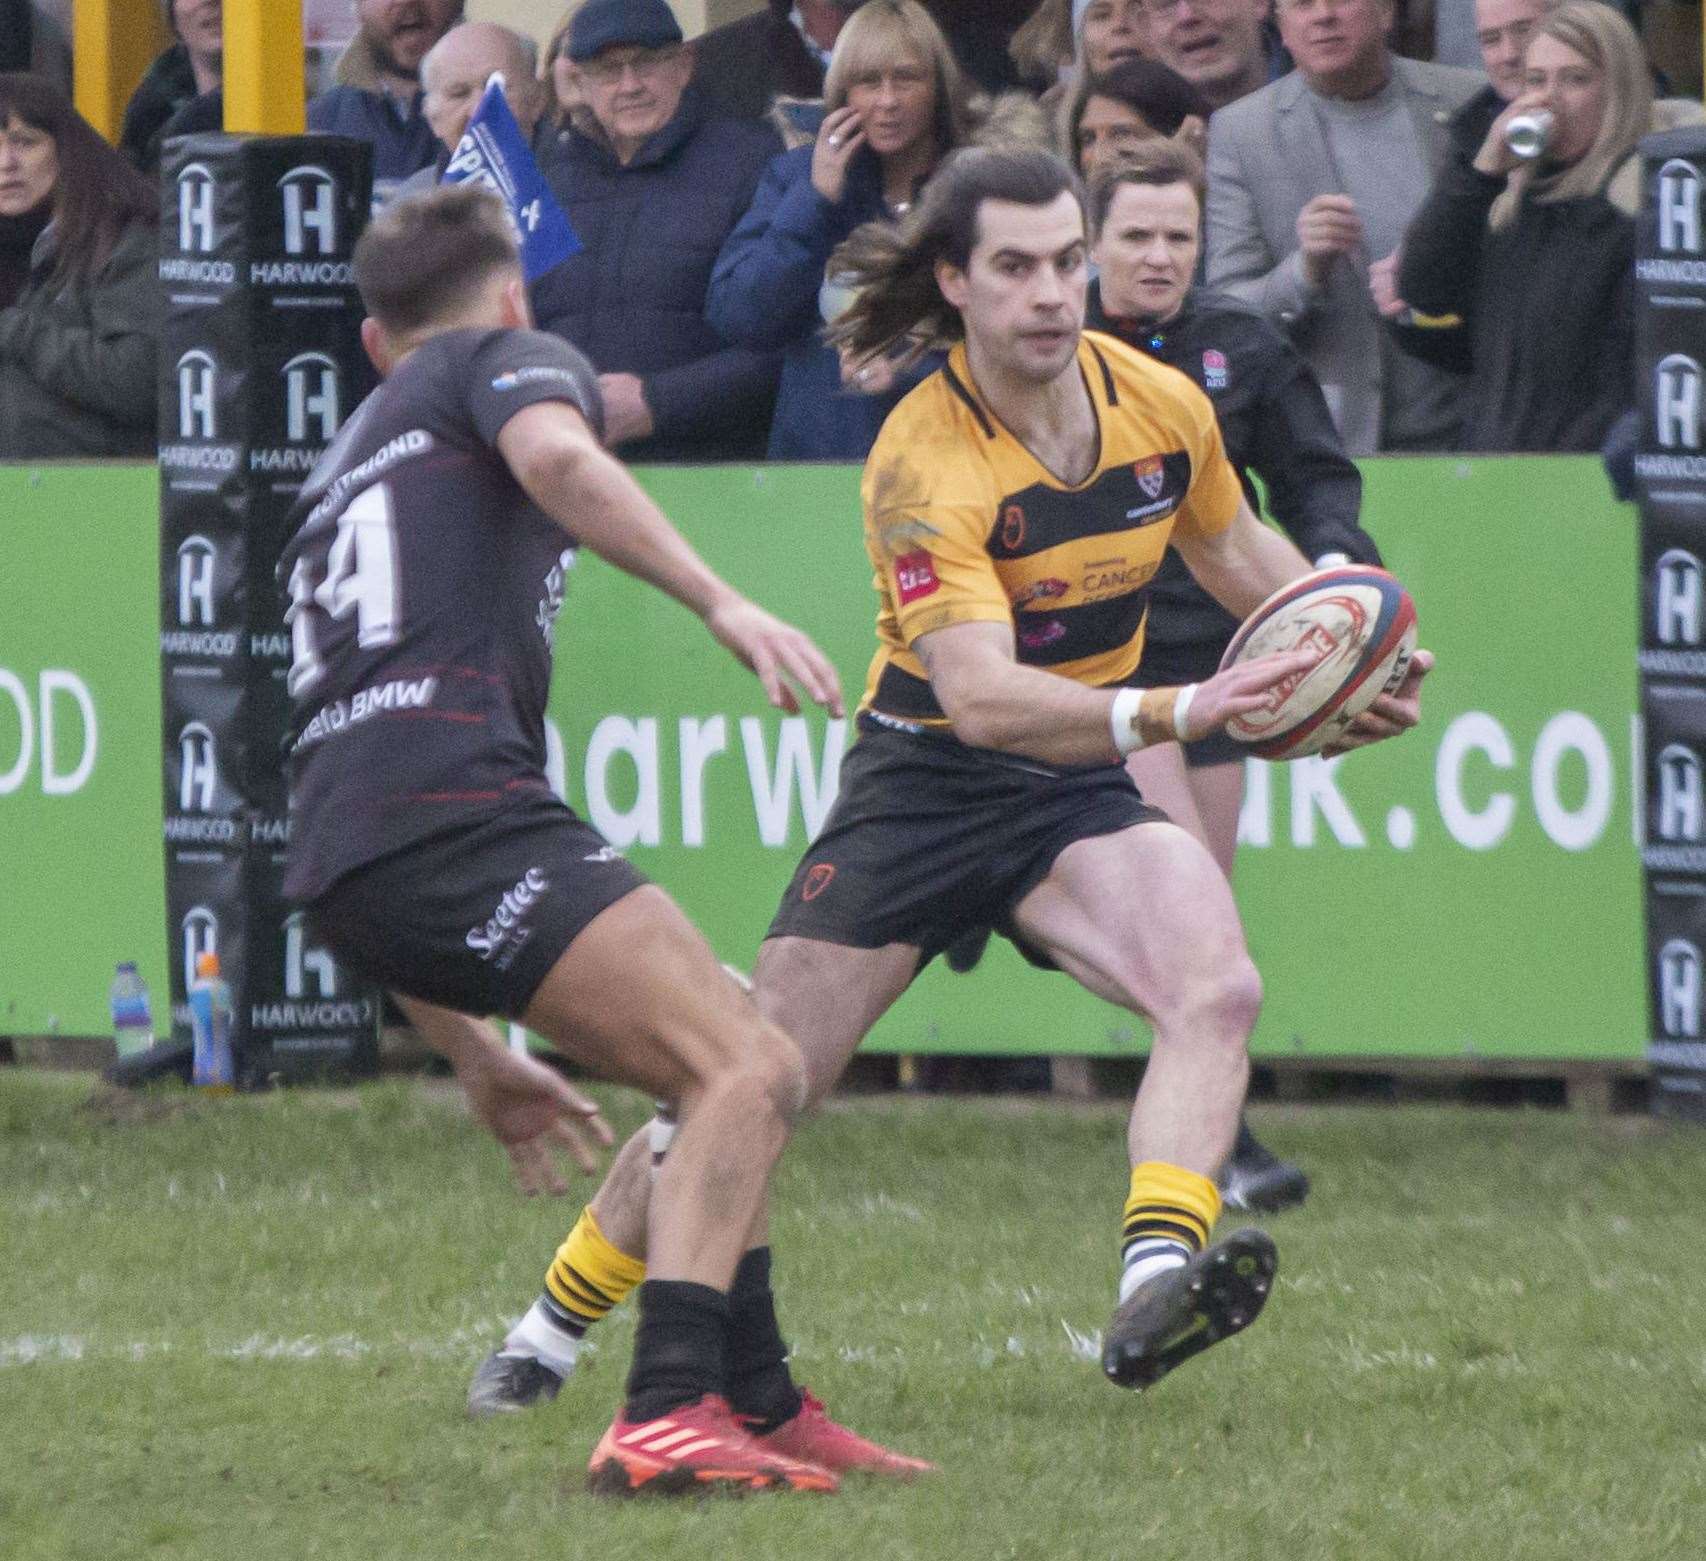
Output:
[587, 1393, 838, 1496]
[755, 1390, 936, 1480]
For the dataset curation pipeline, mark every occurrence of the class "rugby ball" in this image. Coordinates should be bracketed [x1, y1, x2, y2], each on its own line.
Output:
[1218, 565, 1417, 761]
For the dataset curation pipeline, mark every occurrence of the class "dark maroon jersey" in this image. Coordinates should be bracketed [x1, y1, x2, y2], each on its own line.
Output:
[279, 327, 603, 900]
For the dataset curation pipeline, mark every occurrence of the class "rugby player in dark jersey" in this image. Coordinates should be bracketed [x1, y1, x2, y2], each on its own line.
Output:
[279, 185, 879, 1496]
[468, 148, 1429, 1428]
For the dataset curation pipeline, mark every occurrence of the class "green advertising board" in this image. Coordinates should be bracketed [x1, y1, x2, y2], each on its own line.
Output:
[0, 457, 1641, 1059]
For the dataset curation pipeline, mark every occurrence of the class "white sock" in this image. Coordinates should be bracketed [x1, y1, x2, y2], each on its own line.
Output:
[503, 1299, 583, 1377]
[1118, 1239, 1190, 1304]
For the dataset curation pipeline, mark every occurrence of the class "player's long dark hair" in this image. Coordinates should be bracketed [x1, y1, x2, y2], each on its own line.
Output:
[825, 145, 1083, 361]
[0, 73, 157, 288]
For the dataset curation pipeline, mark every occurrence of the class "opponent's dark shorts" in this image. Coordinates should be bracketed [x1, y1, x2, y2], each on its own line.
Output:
[305, 797, 650, 1020]
[767, 717, 1166, 968]
[1132, 638, 1243, 769]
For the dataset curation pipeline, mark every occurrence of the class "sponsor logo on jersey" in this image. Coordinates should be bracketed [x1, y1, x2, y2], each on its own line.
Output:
[466, 866, 551, 967]
[1202, 349, 1228, 391]
[1080, 560, 1156, 597]
[1001, 505, 1026, 551]
[291, 675, 439, 751]
[1010, 576, 1069, 610]
[894, 550, 940, 605]
[492, 365, 586, 393]
[304, 429, 432, 527]
[1019, 620, 1067, 650]
[582, 844, 623, 864]
[801, 863, 836, 900]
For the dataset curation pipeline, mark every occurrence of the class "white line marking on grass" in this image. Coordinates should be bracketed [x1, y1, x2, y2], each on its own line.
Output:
[1345, 1342, 1439, 1372]
[0, 1320, 581, 1370]
[853, 1194, 924, 1222]
[0, 1335, 86, 1364]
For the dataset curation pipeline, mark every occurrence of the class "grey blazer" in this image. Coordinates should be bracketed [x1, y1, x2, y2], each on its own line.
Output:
[1205, 57, 1485, 455]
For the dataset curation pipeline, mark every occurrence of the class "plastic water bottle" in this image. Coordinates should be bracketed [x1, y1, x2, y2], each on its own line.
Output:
[109, 962, 154, 1058]
[189, 951, 236, 1094]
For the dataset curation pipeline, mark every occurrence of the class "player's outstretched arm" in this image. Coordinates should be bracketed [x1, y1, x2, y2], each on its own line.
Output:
[1170, 498, 1312, 620]
[1175, 500, 1435, 752]
[496, 402, 842, 718]
[915, 621, 1315, 768]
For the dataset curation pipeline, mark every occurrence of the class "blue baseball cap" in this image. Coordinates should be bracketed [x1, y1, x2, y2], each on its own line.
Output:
[567, 0, 685, 62]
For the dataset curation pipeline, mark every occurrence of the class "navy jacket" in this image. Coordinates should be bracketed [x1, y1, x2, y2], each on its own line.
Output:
[1089, 284, 1374, 656]
[707, 144, 940, 461]
[532, 90, 783, 463]
[307, 86, 436, 202]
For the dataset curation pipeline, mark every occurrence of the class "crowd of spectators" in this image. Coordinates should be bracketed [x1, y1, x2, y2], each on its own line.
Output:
[0, 0, 1698, 465]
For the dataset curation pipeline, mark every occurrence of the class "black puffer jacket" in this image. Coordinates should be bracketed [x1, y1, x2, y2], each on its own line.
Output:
[1088, 284, 1375, 655]
[0, 219, 161, 459]
[532, 88, 782, 463]
[119, 45, 200, 173]
[1397, 157, 1633, 452]
[1397, 99, 1706, 452]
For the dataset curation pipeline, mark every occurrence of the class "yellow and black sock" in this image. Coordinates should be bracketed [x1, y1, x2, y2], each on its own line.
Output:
[1119, 1161, 1222, 1302]
[541, 1206, 646, 1336]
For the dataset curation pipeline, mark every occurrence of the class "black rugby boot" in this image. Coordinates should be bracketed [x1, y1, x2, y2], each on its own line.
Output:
[1102, 1228, 1277, 1390]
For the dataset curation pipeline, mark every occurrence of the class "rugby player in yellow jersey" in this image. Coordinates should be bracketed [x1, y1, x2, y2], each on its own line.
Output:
[468, 146, 1431, 1433]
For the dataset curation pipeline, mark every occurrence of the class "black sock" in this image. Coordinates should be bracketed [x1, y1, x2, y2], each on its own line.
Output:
[624, 1279, 729, 1423]
[1232, 1117, 1261, 1161]
[725, 1247, 803, 1433]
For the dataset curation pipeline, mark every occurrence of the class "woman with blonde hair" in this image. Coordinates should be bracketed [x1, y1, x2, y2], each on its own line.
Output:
[707, 0, 973, 459]
[1394, 1, 1701, 451]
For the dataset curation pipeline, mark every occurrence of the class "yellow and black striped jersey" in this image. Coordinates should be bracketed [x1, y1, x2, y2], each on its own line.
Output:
[858, 330, 1243, 730]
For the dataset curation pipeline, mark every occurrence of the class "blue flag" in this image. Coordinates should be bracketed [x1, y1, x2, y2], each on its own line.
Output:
[442, 76, 580, 282]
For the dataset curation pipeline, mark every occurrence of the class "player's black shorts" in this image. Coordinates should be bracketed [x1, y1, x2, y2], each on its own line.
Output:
[767, 717, 1166, 968]
[305, 797, 650, 1020]
[1132, 638, 1243, 769]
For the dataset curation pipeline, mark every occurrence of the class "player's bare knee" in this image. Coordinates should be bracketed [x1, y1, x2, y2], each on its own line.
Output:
[1190, 955, 1263, 1046]
[673, 1012, 805, 1126]
[749, 1019, 809, 1123]
[1145, 954, 1262, 1050]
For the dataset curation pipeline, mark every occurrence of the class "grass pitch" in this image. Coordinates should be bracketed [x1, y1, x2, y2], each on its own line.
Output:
[4, 1069, 1704, 1561]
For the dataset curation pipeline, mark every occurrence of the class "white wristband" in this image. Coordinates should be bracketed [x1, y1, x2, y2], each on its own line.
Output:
[1173, 683, 1198, 742]
[1110, 687, 1144, 755]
